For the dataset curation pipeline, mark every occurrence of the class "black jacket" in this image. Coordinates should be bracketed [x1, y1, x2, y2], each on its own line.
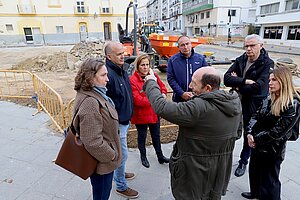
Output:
[246, 96, 300, 156]
[106, 59, 133, 125]
[224, 48, 274, 123]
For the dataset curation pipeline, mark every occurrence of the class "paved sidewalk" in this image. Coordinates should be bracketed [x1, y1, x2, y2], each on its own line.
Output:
[1, 101, 300, 200]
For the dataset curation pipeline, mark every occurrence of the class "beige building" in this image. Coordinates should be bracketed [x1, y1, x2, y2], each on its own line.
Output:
[0, 0, 134, 46]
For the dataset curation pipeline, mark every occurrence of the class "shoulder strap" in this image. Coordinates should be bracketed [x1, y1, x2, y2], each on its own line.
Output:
[70, 96, 88, 135]
[70, 95, 103, 136]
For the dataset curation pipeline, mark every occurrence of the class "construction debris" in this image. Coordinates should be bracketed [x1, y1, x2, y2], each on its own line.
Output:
[12, 41, 106, 72]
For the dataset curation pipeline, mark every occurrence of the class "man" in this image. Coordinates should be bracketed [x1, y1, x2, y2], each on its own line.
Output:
[167, 35, 208, 102]
[224, 34, 274, 177]
[143, 67, 242, 200]
[104, 41, 139, 199]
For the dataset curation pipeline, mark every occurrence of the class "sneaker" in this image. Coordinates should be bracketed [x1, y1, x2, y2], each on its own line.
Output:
[116, 187, 139, 199]
[125, 172, 136, 180]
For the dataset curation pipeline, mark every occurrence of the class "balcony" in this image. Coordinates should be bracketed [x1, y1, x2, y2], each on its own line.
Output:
[74, 6, 89, 14]
[17, 4, 36, 14]
[99, 7, 113, 14]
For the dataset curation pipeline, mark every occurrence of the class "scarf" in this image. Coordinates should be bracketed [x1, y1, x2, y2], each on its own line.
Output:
[93, 86, 115, 108]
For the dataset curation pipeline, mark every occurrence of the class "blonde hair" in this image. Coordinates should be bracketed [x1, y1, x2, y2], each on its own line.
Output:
[133, 53, 151, 73]
[271, 66, 299, 116]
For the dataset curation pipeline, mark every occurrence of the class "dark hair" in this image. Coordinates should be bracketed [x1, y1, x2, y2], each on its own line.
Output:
[201, 73, 220, 90]
[74, 59, 105, 91]
[177, 35, 190, 43]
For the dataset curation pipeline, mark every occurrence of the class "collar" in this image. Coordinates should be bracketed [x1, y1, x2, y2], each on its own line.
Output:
[106, 59, 124, 75]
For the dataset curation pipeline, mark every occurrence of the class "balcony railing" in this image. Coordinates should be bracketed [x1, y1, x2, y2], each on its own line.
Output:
[99, 7, 113, 14]
[17, 4, 36, 14]
[74, 6, 89, 14]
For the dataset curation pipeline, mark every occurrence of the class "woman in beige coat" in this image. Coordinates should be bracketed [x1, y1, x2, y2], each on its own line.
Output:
[73, 59, 121, 200]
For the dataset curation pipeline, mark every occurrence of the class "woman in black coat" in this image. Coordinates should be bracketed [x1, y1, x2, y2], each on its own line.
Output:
[242, 66, 300, 200]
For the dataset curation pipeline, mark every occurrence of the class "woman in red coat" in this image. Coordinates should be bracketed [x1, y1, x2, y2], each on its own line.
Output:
[130, 54, 169, 168]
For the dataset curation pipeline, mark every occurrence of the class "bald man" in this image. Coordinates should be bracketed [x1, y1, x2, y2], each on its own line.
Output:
[143, 67, 242, 200]
[104, 41, 138, 199]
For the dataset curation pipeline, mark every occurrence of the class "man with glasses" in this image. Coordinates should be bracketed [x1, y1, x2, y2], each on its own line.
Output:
[167, 35, 208, 102]
[224, 34, 274, 177]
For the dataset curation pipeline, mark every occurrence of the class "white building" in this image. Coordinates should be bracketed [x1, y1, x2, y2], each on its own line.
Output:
[255, 0, 300, 47]
[146, 0, 162, 25]
[137, 4, 147, 25]
[168, 0, 184, 33]
[183, 0, 257, 37]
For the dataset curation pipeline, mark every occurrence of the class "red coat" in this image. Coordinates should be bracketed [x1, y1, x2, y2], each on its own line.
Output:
[130, 70, 167, 124]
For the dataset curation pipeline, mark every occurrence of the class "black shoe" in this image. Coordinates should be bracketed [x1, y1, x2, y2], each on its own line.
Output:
[241, 192, 256, 199]
[158, 156, 169, 164]
[235, 163, 246, 177]
[141, 156, 150, 168]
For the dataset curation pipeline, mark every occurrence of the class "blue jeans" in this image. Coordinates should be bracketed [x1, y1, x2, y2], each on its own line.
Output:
[90, 172, 114, 200]
[113, 123, 129, 191]
[135, 122, 163, 159]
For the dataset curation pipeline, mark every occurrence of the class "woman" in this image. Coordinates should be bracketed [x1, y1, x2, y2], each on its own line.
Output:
[130, 54, 169, 168]
[73, 59, 121, 200]
[242, 66, 300, 200]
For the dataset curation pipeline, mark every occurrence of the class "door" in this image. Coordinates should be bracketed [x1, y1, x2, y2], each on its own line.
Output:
[79, 23, 88, 41]
[104, 22, 111, 40]
[24, 27, 33, 43]
[20, 0, 33, 13]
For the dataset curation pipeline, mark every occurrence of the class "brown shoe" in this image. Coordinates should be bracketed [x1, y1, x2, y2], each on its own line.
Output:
[116, 187, 139, 199]
[125, 172, 136, 180]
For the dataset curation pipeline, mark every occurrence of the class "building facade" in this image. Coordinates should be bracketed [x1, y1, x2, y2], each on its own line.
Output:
[183, 0, 257, 37]
[255, 0, 300, 47]
[0, 0, 134, 46]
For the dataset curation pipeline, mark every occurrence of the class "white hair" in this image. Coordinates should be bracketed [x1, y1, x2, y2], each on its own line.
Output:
[245, 34, 263, 44]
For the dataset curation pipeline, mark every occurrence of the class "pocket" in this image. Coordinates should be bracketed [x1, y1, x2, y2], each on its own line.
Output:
[109, 141, 119, 161]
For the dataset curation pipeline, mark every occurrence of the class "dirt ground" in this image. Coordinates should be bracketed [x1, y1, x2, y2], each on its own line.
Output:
[0, 44, 177, 148]
[1, 44, 300, 147]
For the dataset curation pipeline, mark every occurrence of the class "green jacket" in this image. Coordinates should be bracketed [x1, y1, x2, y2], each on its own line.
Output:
[144, 80, 242, 200]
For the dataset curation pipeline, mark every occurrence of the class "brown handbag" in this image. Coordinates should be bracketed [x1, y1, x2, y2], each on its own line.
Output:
[55, 98, 98, 180]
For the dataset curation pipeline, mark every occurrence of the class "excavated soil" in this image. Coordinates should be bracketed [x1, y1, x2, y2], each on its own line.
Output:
[6, 41, 178, 147]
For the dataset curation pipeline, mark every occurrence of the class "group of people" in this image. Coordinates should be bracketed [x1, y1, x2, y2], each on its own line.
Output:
[71, 33, 299, 200]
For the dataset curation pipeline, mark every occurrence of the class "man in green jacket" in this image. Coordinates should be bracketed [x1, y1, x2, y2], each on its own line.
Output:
[143, 67, 242, 200]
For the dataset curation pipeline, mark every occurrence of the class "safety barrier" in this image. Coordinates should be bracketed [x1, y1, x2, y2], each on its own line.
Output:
[33, 74, 65, 133]
[0, 70, 35, 99]
[0, 70, 65, 133]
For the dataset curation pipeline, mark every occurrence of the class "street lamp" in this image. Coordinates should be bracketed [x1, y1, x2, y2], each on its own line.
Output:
[227, 9, 232, 45]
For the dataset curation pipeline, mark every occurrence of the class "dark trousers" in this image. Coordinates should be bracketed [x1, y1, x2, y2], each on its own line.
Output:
[239, 130, 252, 165]
[249, 149, 283, 200]
[135, 122, 163, 159]
[90, 171, 114, 200]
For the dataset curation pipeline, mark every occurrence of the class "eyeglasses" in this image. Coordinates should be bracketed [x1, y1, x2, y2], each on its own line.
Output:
[244, 43, 259, 49]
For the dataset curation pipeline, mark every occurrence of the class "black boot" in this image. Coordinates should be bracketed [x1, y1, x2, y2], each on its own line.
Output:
[141, 156, 150, 168]
[158, 156, 169, 164]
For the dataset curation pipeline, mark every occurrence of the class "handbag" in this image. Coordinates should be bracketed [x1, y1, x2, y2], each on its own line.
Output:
[55, 98, 98, 180]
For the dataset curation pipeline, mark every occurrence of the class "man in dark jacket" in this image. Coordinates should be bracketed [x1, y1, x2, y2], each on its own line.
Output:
[223, 34, 274, 177]
[167, 36, 208, 102]
[144, 67, 242, 200]
[104, 41, 138, 199]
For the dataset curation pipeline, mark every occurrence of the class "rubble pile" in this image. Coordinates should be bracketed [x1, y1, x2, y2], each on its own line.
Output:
[12, 41, 106, 72]
[69, 41, 105, 61]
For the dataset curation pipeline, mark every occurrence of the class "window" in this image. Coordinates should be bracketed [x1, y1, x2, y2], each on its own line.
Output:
[260, 3, 279, 14]
[56, 26, 64, 33]
[102, 7, 110, 13]
[200, 12, 204, 19]
[248, 9, 256, 18]
[195, 28, 200, 34]
[49, 0, 60, 6]
[76, 0, 85, 13]
[6, 24, 13, 31]
[228, 9, 236, 16]
[285, 0, 300, 11]
[287, 25, 300, 40]
[263, 26, 283, 39]
[206, 11, 210, 18]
